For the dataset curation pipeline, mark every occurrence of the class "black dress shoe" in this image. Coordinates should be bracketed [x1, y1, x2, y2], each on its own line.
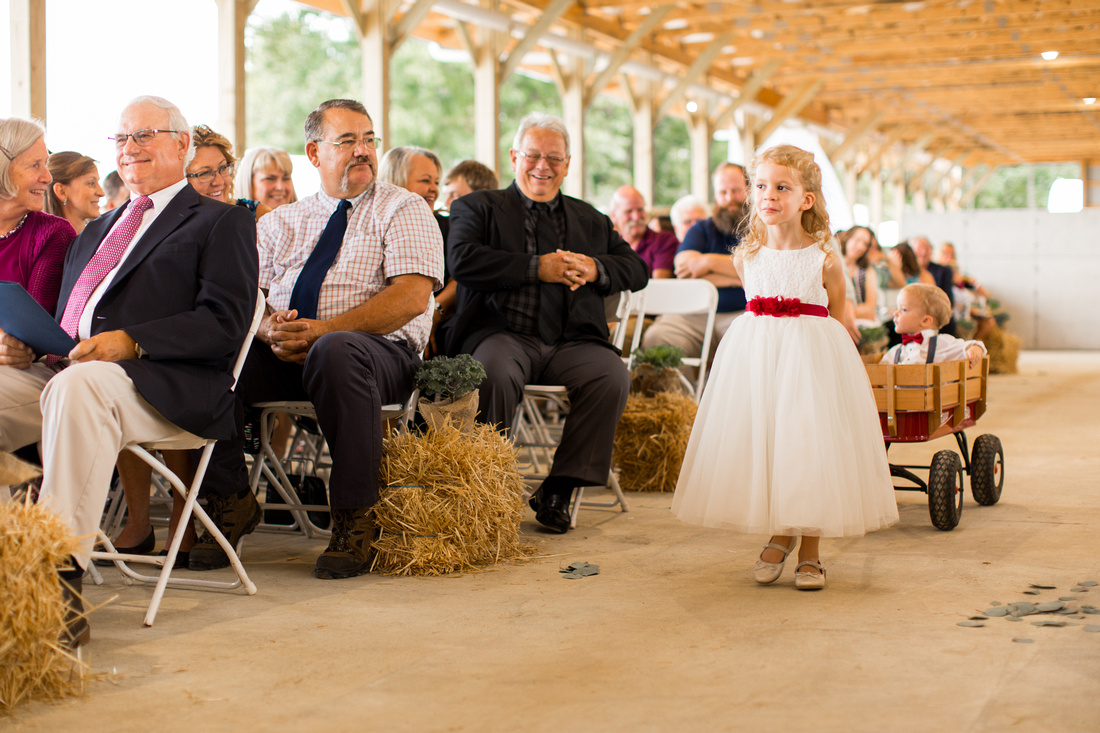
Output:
[59, 575, 91, 650]
[535, 493, 572, 534]
[93, 528, 156, 566]
[158, 548, 191, 569]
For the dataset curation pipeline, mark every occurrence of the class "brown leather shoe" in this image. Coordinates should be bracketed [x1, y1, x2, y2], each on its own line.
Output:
[314, 507, 377, 579]
[189, 490, 262, 571]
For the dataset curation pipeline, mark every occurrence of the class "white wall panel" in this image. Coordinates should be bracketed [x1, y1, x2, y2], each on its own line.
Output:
[905, 209, 1099, 349]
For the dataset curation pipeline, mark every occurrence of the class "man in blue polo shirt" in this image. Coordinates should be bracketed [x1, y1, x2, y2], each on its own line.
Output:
[642, 162, 749, 376]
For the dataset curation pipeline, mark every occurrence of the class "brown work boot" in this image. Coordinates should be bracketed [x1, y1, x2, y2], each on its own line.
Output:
[188, 489, 262, 571]
[314, 506, 377, 580]
[59, 573, 91, 651]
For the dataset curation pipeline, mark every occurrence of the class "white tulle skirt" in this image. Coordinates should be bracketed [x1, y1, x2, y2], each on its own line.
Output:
[671, 312, 899, 537]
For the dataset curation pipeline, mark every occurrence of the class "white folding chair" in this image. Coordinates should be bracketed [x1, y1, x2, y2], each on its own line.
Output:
[247, 390, 419, 539]
[89, 289, 266, 627]
[627, 279, 720, 399]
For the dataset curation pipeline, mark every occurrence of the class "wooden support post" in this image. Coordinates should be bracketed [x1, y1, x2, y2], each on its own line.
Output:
[870, 170, 884, 228]
[688, 99, 712, 204]
[9, 0, 46, 122]
[738, 110, 758, 166]
[893, 179, 906, 231]
[344, 0, 391, 154]
[558, 51, 586, 199]
[216, 0, 250, 152]
[840, 161, 858, 216]
[628, 76, 656, 205]
[455, 12, 501, 174]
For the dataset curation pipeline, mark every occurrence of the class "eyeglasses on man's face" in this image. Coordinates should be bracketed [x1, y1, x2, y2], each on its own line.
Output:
[109, 129, 181, 149]
[514, 150, 568, 167]
[318, 136, 382, 153]
[186, 161, 236, 184]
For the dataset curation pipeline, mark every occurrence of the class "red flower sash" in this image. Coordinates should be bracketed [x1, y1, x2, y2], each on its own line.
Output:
[747, 296, 829, 318]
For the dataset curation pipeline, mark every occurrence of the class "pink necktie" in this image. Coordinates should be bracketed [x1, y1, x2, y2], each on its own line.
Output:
[59, 195, 153, 339]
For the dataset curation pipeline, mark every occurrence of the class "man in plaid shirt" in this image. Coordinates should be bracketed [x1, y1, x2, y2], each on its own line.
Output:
[195, 99, 444, 579]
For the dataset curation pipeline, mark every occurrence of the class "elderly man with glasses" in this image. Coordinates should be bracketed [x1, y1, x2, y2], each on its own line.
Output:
[441, 112, 648, 534]
[194, 99, 444, 580]
[0, 95, 258, 648]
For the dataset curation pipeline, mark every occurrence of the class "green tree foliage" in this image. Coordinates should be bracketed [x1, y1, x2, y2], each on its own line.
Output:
[973, 163, 1080, 209]
[245, 9, 360, 154]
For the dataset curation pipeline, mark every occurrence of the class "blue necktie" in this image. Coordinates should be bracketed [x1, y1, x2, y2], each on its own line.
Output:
[289, 199, 351, 319]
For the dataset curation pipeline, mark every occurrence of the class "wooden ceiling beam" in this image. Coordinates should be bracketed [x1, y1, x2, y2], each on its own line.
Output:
[499, 0, 576, 84]
[583, 5, 672, 107]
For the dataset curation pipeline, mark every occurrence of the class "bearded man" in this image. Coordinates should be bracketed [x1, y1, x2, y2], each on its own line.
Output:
[642, 162, 750, 374]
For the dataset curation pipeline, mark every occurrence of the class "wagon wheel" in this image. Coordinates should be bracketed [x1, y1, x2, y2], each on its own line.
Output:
[970, 434, 1004, 506]
[928, 450, 964, 531]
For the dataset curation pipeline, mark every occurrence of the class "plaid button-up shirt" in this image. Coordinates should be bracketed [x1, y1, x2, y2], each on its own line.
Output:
[258, 182, 445, 352]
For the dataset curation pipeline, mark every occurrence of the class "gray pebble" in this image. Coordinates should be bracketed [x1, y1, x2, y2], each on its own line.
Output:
[984, 607, 1010, 617]
[989, 601, 1003, 606]
[1036, 601, 1065, 612]
[1005, 616, 1023, 622]
[1083, 626, 1100, 633]
[1031, 620, 1069, 627]
[1022, 590, 1041, 595]
[1012, 638, 1034, 643]
[1079, 581, 1098, 587]
[1059, 596, 1078, 601]
[958, 621, 985, 627]
[1072, 588, 1088, 593]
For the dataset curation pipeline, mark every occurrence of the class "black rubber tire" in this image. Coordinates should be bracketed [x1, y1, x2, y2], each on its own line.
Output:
[928, 450, 964, 531]
[970, 434, 1004, 506]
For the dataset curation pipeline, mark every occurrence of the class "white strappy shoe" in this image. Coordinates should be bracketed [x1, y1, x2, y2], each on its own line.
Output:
[794, 560, 826, 590]
[752, 536, 799, 584]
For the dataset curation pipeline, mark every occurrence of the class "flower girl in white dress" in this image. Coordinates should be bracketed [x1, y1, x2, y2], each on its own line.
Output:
[671, 145, 898, 590]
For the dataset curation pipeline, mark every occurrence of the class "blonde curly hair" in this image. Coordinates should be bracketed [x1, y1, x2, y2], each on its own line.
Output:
[738, 144, 832, 261]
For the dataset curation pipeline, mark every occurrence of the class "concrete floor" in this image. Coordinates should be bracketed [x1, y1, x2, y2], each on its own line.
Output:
[5, 351, 1100, 732]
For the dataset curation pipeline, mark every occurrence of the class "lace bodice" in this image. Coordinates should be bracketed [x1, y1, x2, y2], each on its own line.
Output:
[741, 245, 828, 308]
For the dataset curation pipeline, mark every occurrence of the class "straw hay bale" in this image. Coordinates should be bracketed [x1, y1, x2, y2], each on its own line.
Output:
[983, 327, 1022, 374]
[613, 392, 698, 492]
[374, 425, 535, 576]
[0, 501, 86, 712]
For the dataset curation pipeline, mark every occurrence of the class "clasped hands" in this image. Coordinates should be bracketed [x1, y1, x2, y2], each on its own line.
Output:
[538, 249, 597, 291]
[259, 309, 332, 364]
[0, 327, 136, 369]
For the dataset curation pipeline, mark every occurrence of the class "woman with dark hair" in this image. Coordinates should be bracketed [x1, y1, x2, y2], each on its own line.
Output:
[887, 241, 935, 287]
[0, 117, 76, 316]
[46, 151, 104, 235]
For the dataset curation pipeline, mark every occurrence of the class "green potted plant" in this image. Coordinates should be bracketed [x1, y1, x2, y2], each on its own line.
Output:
[414, 354, 487, 432]
[629, 344, 689, 397]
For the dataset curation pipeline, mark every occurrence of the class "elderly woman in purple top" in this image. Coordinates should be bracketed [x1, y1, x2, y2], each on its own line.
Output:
[0, 117, 76, 316]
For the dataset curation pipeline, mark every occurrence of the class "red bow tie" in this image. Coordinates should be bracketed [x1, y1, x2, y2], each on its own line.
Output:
[902, 333, 924, 345]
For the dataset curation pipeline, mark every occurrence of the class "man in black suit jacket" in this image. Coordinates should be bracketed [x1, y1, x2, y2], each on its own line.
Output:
[444, 113, 649, 533]
[0, 96, 257, 647]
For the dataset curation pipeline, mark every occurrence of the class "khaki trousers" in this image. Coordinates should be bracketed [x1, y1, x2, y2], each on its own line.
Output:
[0, 361, 200, 567]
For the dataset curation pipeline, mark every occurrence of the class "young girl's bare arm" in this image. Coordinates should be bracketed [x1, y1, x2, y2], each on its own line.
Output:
[822, 251, 848, 322]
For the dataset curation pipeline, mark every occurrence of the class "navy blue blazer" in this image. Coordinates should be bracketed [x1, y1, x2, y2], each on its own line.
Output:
[54, 184, 259, 440]
[442, 182, 649, 356]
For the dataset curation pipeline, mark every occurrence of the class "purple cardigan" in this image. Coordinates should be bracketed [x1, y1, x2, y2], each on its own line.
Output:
[0, 211, 76, 316]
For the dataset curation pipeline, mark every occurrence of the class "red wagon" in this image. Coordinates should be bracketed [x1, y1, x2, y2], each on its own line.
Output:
[863, 356, 1005, 530]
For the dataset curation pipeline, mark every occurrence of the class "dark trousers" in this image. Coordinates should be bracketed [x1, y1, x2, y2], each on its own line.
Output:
[472, 332, 629, 488]
[203, 332, 420, 510]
